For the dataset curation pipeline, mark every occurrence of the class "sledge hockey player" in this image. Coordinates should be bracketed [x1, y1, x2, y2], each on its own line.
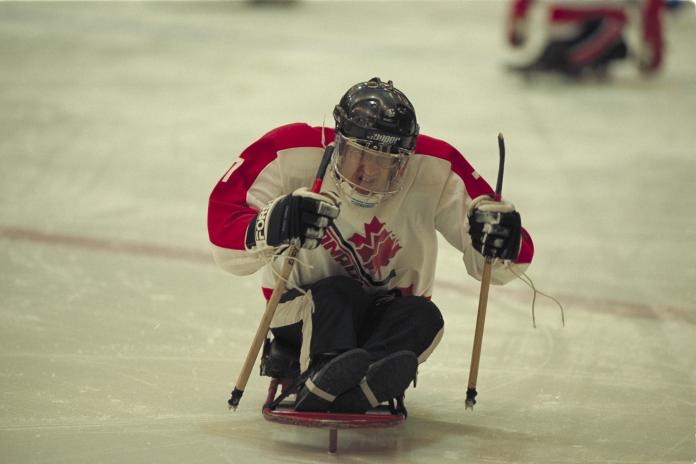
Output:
[507, 0, 665, 77]
[208, 77, 534, 413]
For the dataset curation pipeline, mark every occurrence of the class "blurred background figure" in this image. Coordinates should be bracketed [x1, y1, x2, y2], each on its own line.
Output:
[506, 0, 672, 77]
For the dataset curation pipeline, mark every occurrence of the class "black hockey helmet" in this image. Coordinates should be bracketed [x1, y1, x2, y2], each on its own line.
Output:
[333, 77, 419, 152]
[330, 78, 418, 208]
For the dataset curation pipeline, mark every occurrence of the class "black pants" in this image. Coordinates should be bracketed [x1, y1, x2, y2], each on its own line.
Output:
[271, 276, 444, 365]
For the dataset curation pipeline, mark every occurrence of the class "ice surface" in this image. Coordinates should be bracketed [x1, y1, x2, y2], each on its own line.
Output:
[1, 2, 695, 463]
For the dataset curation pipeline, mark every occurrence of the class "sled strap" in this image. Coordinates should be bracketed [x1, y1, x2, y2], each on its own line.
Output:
[266, 371, 310, 410]
[306, 378, 337, 402]
[359, 379, 380, 408]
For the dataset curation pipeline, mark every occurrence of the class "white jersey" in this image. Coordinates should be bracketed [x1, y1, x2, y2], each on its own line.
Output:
[208, 123, 534, 300]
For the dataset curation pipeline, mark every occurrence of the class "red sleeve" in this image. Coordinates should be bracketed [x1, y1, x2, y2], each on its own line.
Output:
[207, 123, 332, 250]
[642, 0, 664, 71]
[517, 228, 534, 264]
[415, 134, 496, 200]
[511, 0, 534, 20]
[207, 133, 275, 250]
[416, 133, 534, 265]
[508, 0, 534, 46]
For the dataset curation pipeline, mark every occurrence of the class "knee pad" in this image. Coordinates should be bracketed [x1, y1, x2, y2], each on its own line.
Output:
[403, 296, 444, 330]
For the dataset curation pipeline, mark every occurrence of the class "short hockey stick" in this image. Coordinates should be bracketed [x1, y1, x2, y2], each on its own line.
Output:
[228, 145, 334, 410]
[465, 133, 506, 410]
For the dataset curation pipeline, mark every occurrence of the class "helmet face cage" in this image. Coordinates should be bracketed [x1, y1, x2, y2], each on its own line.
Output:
[332, 77, 418, 208]
[331, 133, 411, 208]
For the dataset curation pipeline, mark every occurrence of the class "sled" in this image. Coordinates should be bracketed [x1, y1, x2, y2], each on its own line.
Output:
[262, 377, 407, 453]
[259, 339, 407, 453]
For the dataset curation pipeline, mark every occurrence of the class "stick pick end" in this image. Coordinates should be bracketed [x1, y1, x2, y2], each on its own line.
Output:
[465, 387, 478, 411]
[228, 387, 244, 411]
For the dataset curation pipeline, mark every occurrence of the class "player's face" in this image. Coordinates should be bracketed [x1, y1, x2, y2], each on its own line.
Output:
[335, 139, 406, 195]
[340, 144, 396, 194]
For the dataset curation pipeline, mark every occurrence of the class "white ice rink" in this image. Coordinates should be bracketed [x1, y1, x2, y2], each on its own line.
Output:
[1, 2, 695, 463]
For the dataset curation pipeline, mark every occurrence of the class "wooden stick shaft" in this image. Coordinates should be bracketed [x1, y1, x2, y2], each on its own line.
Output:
[228, 145, 334, 409]
[233, 245, 299, 393]
[466, 133, 506, 409]
[467, 258, 493, 389]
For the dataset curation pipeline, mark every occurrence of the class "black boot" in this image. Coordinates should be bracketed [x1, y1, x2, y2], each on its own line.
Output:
[294, 349, 370, 412]
[331, 351, 418, 414]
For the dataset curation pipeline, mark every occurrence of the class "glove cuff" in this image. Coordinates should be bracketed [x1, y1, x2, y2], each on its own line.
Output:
[245, 196, 285, 250]
[469, 195, 516, 216]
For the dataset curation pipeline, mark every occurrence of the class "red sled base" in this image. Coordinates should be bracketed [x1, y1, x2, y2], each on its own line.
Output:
[262, 377, 407, 454]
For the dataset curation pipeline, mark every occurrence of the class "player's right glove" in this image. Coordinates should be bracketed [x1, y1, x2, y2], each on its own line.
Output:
[468, 195, 522, 260]
[246, 188, 340, 250]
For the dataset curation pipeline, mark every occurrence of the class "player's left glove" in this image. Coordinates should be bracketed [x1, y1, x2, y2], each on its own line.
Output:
[247, 188, 340, 251]
[468, 195, 522, 260]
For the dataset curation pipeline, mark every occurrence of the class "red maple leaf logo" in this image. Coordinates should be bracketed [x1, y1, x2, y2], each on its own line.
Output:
[349, 217, 401, 277]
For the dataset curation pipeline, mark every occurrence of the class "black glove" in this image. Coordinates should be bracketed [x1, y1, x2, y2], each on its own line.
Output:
[246, 188, 340, 250]
[468, 196, 522, 260]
